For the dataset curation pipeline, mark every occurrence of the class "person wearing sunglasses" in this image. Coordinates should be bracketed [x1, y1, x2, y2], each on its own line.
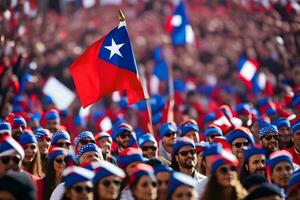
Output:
[179, 119, 200, 143]
[34, 128, 51, 172]
[61, 166, 95, 200]
[74, 131, 96, 153]
[286, 123, 300, 166]
[95, 132, 116, 164]
[158, 122, 178, 162]
[227, 127, 255, 164]
[93, 160, 125, 200]
[204, 125, 223, 143]
[200, 150, 248, 200]
[51, 130, 71, 151]
[259, 123, 280, 157]
[19, 130, 43, 178]
[153, 164, 173, 200]
[40, 146, 68, 200]
[0, 134, 25, 176]
[138, 133, 158, 159]
[167, 171, 198, 200]
[129, 163, 157, 200]
[112, 123, 134, 157]
[45, 109, 61, 134]
[12, 115, 27, 141]
[239, 145, 267, 181]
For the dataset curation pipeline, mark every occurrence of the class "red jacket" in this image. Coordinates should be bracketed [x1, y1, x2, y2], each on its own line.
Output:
[285, 146, 300, 166]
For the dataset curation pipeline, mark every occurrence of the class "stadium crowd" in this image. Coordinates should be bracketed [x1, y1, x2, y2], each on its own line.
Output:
[1, 0, 300, 200]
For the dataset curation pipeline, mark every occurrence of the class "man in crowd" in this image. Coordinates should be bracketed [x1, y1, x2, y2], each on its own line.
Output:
[286, 123, 300, 166]
[12, 115, 27, 141]
[138, 133, 158, 159]
[259, 123, 280, 157]
[158, 122, 177, 162]
[112, 123, 134, 157]
[275, 118, 293, 149]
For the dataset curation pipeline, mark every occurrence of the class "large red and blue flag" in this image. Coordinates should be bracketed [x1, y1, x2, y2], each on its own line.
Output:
[166, 0, 194, 46]
[70, 21, 146, 108]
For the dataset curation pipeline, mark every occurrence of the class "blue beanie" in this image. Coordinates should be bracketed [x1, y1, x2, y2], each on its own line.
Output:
[74, 131, 95, 147]
[202, 143, 223, 157]
[138, 133, 157, 147]
[173, 137, 195, 155]
[275, 118, 290, 129]
[243, 145, 266, 161]
[51, 130, 70, 145]
[154, 164, 173, 175]
[292, 123, 300, 134]
[204, 126, 223, 137]
[45, 110, 60, 121]
[211, 150, 239, 173]
[0, 122, 11, 135]
[227, 128, 255, 146]
[179, 122, 199, 137]
[167, 172, 196, 198]
[34, 128, 50, 141]
[159, 122, 177, 138]
[48, 146, 68, 162]
[259, 123, 278, 138]
[77, 143, 102, 160]
[13, 116, 27, 128]
[129, 164, 156, 186]
[117, 147, 147, 169]
[93, 160, 125, 184]
[63, 166, 95, 188]
[19, 131, 37, 145]
[113, 123, 133, 141]
[268, 150, 293, 171]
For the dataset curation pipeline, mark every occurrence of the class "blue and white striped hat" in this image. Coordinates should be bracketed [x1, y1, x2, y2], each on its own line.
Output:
[259, 123, 278, 138]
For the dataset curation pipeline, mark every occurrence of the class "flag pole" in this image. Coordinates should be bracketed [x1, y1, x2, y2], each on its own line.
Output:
[118, 10, 155, 135]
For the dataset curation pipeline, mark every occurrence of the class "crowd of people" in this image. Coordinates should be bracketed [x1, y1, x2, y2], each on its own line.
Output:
[1, 0, 300, 200]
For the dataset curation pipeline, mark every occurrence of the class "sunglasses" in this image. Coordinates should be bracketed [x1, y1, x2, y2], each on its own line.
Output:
[158, 180, 169, 186]
[101, 179, 122, 188]
[208, 135, 219, 139]
[54, 157, 68, 164]
[24, 144, 37, 150]
[72, 185, 93, 193]
[264, 135, 280, 141]
[178, 149, 196, 156]
[175, 191, 193, 198]
[0, 156, 21, 165]
[119, 133, 131, 139]
[56, 142, 71, 148]
[165, 131, 176, 137]
[80, 139, 96, 145]
[43, 137, 51, 142]
[141, 146, 157, 152]
[141, 181, 157, 188]
[232, 142, 249, 148]
[219, 166, 237, 175]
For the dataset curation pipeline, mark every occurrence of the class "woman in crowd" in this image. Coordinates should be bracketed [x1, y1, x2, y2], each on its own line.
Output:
[19, 130, 43, 178]
[93, 160, 125, 200]
[153, 164, 173, 200]
[200, 151, 248, 200]
[34, 128, 51, 172]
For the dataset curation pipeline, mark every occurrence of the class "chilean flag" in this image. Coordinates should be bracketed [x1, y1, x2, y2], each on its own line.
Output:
[237, 56, 259, 91]
[166, 0, 195, 46]
[70, 21, 146, 108]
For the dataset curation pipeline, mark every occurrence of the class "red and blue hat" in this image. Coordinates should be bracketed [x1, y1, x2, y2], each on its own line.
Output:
[63, 166, 95, 188]
[274, 118, 291, 129]
[94, 131, 111, 141]
[226, 127, 255, 146]
[243, 145, 266, 161]
[138, 133, 157, 147]
[204, 126, 223, 138]
[51, 130, 70, 145]
[113, 122, 133, 141]
[0, 135, 24, 159]
[159, 122, 177, 138]
[211, 150, 239, 172]
[292, 123, 300, 134]
[92, 160, 125, 184]
[128, 163, 156, 186]
[166, 172, 196, 198]
[236, 103, 251, 115]
[268, 150, 293, 171]
[34, 128, 51, 141]
[202, 143, 223, 157]
[287, 169, 300, 195]
[77, 143, 102, 160]
[45, 109, 60, 121]
[117, 147, 147, 169]
[173, 137, 195, 155]
[179, 119, 199, 137]
[0, 122, 11, 135]
[19, 130, 37, 145]
[74, 131, 95, 147]
[48, 146, 68, 162]
[13, 116, 27, 128]
[154, 164, 173, 174]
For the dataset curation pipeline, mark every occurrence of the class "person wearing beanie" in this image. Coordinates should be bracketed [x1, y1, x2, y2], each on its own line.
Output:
[275, 118, 293, 149]
[235, 103, 252, 128]
[51, 130, 71, 150]
[12, 115, 27, 141]
[95, 131, 116, 164]
[200, 151, 247, 200]
[129, 163, 157, 200]
[158, 122, 177, 162]
[77, 143, 103, 164]
[138, 133, 158, 159]
[179, 119, 200, 142]
[268, 150, 294, 195]
[61, 166, 95, 200]
[204, 125, 223, 143]
[195, 141, 209, 175]
[34, 127, 51, 171]
[240, 145, 267, 181]
[93, 160, 125, 200]
[19, 130, 43, 178]
[152, 164, 173, 200]
[74, 131, 96, 153]
[201, 143, 223, 176]
[112, 122, 134, 157]
[226, 127, 255, 164]
[167, 171, 198, 200]
[45, 109, 61, 134]
[244, 183, 282, 200]
[0, 122, 12, 136]
[259, 123, 280, 157]
[285, 123, 300, 166]
[286, 169, 300, 200]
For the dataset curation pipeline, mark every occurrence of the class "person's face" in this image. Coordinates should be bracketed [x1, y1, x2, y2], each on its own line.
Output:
[141, 141, 157, 159]
[38, 137, 51, 155]
[97, 175, 122, 200]
[271, 161, 293, 188]
[46, 119, 60, 133]
[206, 134, 219, 143]
[156, 172, 170, 200]
[23, 143, 38, 163]
[116, 131, 131, 149]
[238, 114, 251, 128]
[97, 137, 112, 155]
[79, 151, 101, 164]
[231, 138, 249, 162]
[0, 191, 16, 200]
[171, 185, 197, 200]
[287, 187, 300, 200]
[56, 139, 71, 150]
[175, 146, 197, 170]
[68, 181, 93, 200]
[0, 153, 22, 176]
[185, 131, 199, 143]
[76, 137, 96, 152]
[215, 164, 237, 188]
[246, 154, 266, 177]
[278, 126, 292, 146]
[293, 131, 300, 149]
[162, 131, 176, 147]
[12, 125, 25, 140]
[53, 155, 67, 175]
[132, 175, 157, 200]
[260, 133, 279, 152]
[125, 161, 141, 176]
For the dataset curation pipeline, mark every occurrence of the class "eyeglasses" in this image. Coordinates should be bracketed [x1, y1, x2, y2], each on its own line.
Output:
[72, 185, 93, 193]
[24, 144, 37, 150]
[56, 142, 71, 148]
[141, 181, 157, 188]
[119, 132, 131, 139]
[208, 135, 219, 139]
[165, 131, 176, 137]
[54, 157, 68, 164]
[263, 135, 280, 141]
[0, 156, 21, 165]
[219, 166, 237, 175]
[178, 149, 196, 157]
[232, 142, 249, 148]
[80, 139, 96, 145]
[175, 191, 193, 198]
[141, 146, 157, 152]
[101, 179, 122, 188]
[158, 180, 169, 186]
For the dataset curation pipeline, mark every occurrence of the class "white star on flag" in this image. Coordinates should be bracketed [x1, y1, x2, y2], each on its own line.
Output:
[104, 39, 124, 59]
